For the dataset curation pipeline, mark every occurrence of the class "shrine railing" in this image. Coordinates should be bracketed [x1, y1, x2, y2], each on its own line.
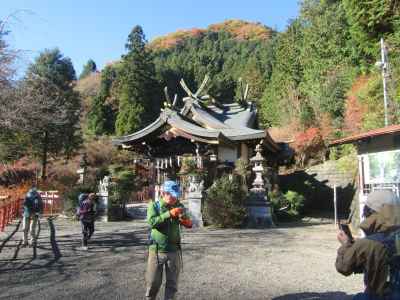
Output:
[0, 195, 23, 232]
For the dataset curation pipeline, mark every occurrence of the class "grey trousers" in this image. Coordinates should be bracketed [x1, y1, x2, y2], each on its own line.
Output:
[23, 215, 39, 244]
[145, 251, 181, 300]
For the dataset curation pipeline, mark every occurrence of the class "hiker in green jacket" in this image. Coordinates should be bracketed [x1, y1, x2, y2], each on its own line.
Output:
[145, 180, 192, 300]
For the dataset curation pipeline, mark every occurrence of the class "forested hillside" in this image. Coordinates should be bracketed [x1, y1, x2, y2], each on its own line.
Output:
[2, 0, 400, 172]
[262, 0, 400, 140]
[84, 0, 400, 164]
[85, 20, 276, 136]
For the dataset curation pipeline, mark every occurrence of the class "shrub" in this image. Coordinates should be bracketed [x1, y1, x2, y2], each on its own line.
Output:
[269, 189, 305, 221]
[46, 162, 79, 188]
[234, 158, 250, 193]
[107, 165, 136, 220]
[108, 169, 136, 205]
[203, 175, 247, 228]
[178, 156, 205, 176]
[0, 159, 37, 186]
[284, 190, 305, 216]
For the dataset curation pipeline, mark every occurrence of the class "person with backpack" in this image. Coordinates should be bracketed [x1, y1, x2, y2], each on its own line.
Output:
[145, 180, 192, 300]
[22, 186, 43, 247]
[336, 190, 400, 300]
[77, 193, 96, 250]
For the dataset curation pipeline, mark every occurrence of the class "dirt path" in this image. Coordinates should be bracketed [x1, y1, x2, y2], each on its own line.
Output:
[0, 217, 362, 300]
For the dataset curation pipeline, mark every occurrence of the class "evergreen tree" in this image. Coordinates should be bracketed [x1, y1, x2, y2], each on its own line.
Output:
[79, 59, 97, 79]
[22, 48, 82, 178]
[299, 0, 355, 129]
[260, 1, 356, 132]
[343, 0, 400, 60]
[115, 25, 160, 136]
[260, 20, 304, 127]
[153, 28, 275, 103]
[87, 66, 116, 135]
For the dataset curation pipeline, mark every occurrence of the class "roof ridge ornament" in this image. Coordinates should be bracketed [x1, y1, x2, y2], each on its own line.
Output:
[237, 77, 250, 107]
[180, 75, 210, 103]
[163, 86, 178, 110]
[194, 74, 209, 97]
[180, 75, 212, 115]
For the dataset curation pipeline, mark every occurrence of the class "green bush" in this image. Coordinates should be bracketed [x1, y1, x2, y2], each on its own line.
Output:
[108, 169, 136, 206]
[269, 189, 305, 221]
[107, 166, 136, 220]
[284, 190, 305, 216]
[269, 189, 286, 211]
[203, 175, 247, 228]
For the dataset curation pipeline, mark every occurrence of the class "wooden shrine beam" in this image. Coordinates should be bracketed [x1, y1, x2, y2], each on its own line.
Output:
[169, 127, 219, 145]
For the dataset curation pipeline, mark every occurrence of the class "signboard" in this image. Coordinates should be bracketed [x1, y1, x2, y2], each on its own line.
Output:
[364, 149, 400, 184]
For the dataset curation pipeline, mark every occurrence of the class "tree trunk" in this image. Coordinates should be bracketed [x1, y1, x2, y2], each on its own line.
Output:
[41, 131, 48, 180]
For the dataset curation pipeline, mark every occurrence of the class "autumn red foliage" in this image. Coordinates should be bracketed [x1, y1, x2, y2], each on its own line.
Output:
[292, 127, 325, 167]
[0, 158, 37, 187]
[318, 113, 335, 141]
[209, 20, 272, 40]
[0, 182, 31, 203]
[344, 75, 369, 135]
[150, 28, 206, 50]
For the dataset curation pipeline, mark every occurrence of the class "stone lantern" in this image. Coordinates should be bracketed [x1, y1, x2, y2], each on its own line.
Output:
[246, 143, 274, 227]
[251, 144, 265, 189]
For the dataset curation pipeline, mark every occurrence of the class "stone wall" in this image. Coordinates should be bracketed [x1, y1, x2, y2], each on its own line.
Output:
[279, 160, 356, 216]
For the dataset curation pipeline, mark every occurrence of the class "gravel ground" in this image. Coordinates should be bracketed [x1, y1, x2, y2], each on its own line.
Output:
[0, 216, 362, 300]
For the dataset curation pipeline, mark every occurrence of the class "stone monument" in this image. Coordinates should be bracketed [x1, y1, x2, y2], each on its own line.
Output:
[97, 175, 110, 222]
[187, 174, 204, 227]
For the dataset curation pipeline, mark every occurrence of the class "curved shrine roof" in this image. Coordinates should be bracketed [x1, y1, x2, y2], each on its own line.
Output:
[113, 96, 280, 152]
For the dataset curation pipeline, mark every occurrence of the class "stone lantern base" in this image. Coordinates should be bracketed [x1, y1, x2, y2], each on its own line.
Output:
[246, 188, 274, 228]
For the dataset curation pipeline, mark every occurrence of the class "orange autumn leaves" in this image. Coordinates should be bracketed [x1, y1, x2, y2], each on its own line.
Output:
[150, 20, 273, 50]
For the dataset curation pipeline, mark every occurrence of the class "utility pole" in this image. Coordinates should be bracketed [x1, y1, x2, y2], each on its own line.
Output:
[375, 38, 390, 126]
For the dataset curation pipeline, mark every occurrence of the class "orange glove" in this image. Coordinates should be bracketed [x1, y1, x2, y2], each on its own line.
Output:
[180, 218, 193, 228]
[170, 207, 183, 218]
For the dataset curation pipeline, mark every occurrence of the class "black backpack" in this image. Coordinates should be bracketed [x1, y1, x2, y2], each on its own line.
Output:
[30, 193, 41, 213]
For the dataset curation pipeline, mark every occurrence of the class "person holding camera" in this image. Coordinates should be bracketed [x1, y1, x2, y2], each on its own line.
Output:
[145, 180, 192, 300]
[336, 190, 400, 300]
